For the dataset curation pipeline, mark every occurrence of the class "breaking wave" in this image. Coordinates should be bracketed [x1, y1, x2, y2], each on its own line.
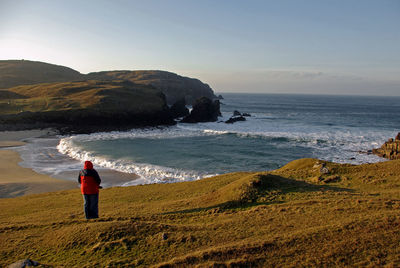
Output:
[56, 121, 389, 186]
[17, 93, 398, 187]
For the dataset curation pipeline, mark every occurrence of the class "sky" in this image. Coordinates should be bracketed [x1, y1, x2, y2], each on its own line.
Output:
[0, 0, 399, 95]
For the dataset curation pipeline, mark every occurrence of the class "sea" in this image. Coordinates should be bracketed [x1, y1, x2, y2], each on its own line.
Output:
[15, 93, 400, 186]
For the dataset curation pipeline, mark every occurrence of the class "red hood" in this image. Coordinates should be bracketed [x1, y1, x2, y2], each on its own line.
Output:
[84, 161, 93, 170]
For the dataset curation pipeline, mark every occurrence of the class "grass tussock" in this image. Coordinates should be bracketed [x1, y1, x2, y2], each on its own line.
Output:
[1, 158, 400, 267]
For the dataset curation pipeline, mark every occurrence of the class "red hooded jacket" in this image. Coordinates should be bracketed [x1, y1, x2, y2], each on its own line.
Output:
[78, 161, 101, 195]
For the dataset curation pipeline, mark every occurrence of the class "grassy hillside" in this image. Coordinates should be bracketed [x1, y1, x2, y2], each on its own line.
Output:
[1, 158, 400, 267]
[0, 60, 84, 89]
[0, 80, 165, 114]
[0, 60, 217, 105]
[87, 70, 216, 104]
[0, 80, 174, 131]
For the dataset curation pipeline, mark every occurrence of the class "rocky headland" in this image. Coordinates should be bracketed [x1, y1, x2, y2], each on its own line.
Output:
[0, 80, 176, 133]
[0, 60, 218, 105]
[0, 60, 221, 133]
[372, 133, 400, 160]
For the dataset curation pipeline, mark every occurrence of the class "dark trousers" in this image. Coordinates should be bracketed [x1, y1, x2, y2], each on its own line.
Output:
[83, 194, 99, 219]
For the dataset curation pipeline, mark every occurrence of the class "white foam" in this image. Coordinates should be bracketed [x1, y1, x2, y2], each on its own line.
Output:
[14, 137, 83, 178]
[180, 120, 393, 164]
[12, 94, 398, 187]
[57, 129, 215, 185]
[55, 121, 393, 186]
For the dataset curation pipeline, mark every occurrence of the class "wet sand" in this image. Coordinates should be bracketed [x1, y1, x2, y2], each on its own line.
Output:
[0, 149, 77, 198]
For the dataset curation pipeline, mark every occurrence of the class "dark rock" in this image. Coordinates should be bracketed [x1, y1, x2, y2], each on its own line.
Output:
[372, 132, 400, 160]
[169, 98, 189, 119]
[233, 110, 241, 116]
[232, 110, 251, 117]
[161, 233, 168, 240]
[8, 259, 39, 268]
[225, 116, 246, 124]
[0, 108, 176, 135]
[181, 97, 221, 123]
[358, 150, 373, 155]
[217, 94, 224, 99]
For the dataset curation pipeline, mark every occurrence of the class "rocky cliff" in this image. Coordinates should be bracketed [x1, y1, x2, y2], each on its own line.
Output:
[372, 133, 400, 160]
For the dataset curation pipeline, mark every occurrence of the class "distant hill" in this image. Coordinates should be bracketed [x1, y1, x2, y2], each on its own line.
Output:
[0, 60, 217, 105]
[0, 60, 85, 88]
[87, 70, 217, 104]
[0, 80, 174, 132]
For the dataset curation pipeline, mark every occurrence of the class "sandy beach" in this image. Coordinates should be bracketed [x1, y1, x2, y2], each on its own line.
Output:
[0, 129, 139, 198]
[0, 129, 77, 198]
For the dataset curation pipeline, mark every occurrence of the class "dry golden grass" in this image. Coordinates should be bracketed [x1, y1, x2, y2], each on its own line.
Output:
[0, 60, 84, 89]
[1, 158, 400, 267]
[0, 80, 165, 115]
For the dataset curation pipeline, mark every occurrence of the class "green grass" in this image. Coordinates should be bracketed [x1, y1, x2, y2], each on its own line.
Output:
[1, 158, 400, 267]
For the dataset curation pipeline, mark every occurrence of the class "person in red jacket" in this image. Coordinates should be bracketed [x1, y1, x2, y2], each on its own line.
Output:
[78, 161, 101, 219]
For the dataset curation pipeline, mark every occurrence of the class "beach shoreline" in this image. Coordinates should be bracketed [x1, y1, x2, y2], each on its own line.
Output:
[0, 129, 139, 198]
[0, 129, 76, 198]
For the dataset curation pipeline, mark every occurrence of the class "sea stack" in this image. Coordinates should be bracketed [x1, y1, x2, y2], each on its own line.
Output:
[181, 97, 221, 123]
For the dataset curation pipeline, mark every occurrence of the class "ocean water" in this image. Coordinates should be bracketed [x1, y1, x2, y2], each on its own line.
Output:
[16, 93, 400, 186]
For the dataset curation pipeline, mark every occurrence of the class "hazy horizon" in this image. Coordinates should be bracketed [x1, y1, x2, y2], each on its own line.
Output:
[1, 0, 399, 96]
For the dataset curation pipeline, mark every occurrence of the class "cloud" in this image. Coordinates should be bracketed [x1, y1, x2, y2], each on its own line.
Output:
[236, 69, 366, 82]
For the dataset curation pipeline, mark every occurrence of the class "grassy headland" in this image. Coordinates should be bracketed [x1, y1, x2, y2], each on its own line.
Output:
[0, 60, 84, 89]
[0, 60, 220, 132]
[0, 80, 165, 114]
[86, 70, 217, 104]
[0, 60, 217, 106]
[1, 158, 399, 267]
[0, 80, 174, 132]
